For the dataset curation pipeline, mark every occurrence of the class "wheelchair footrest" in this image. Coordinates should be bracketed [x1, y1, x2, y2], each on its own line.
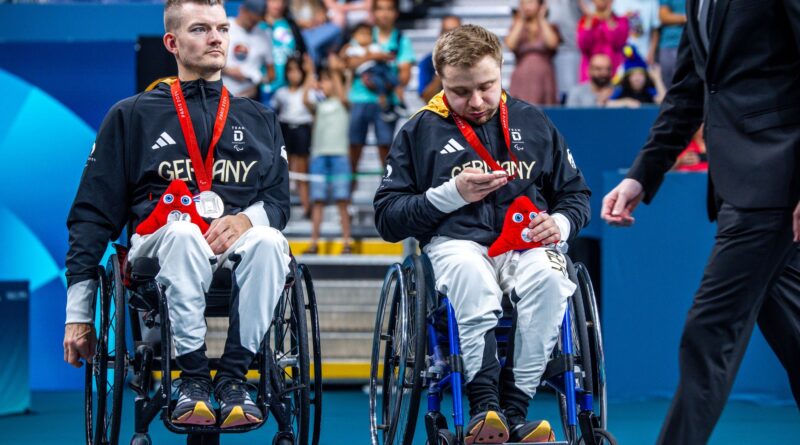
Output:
[505, 442, 569, 445]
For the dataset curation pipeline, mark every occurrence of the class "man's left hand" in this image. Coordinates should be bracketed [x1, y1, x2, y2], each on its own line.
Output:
[204, 214, 253, 255]
[528, 212, 561, 246]
[793, 200, 800, 242]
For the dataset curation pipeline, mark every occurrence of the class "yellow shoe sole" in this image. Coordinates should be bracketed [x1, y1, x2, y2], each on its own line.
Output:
[220, 405, 263, 429]
[465, 411, 510, 444]
[173, 401, 217, 426]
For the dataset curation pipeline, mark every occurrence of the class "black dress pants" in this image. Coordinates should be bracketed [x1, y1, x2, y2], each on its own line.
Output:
[656, 203, 800, 445]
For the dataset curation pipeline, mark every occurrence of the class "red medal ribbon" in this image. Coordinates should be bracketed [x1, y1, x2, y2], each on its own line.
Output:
[170, 80, 230, 192]
[443, 94, 519, 179]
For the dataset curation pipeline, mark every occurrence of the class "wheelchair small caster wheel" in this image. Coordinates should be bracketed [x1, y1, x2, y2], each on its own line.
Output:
[577, 428, 617, 445]
[425, 429, 457, 445]
[130, 433, 152, 445]
[272, 432, 294, 445]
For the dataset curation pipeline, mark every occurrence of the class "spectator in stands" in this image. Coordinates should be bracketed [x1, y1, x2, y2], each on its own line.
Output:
[324, 0, 374, 30]
[343, 22, 398, 119]
[344, 0, 415, 186]
[506, 0, 561, 105]
[548, 0, 590, 102]
[292, 0, 344, 65]
[222, 0, 275, 99]
[577, 0, 628, 82]
[673, 125, 707, 172]
[612, 0, 660, 67]
[565, 53, 613, 106]
[606, 45, 665, 107]
[271, 55, 316, 217]
[262, 0, 308, 104]
[418, 15, 461, 103]
[303, 54, 353, 254]
[657, 0, 686, 89]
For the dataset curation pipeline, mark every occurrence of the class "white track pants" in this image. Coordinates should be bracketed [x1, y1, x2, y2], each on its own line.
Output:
[423, 236, 575, 397]
[128, 221, 291, 356]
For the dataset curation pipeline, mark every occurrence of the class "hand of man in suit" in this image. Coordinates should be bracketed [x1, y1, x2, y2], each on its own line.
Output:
[794, 201, 800, 242]
[601, 178, 645, 226]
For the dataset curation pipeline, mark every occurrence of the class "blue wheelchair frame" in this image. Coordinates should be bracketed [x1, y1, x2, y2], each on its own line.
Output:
[423, 296, 590, 444]
[369, 253, 612, 445]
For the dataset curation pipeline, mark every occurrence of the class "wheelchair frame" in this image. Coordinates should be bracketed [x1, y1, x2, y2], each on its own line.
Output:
[85, 246, 322, 445]
[369, 253, 616, 445]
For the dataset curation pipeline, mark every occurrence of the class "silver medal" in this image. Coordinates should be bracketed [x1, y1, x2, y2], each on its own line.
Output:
[196, 190, 224, 219]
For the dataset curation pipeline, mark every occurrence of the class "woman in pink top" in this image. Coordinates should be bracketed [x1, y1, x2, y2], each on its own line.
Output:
[577, 0, 629, 82]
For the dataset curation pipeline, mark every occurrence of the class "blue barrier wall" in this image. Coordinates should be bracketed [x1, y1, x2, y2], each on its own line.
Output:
[602, 171, 794, 404]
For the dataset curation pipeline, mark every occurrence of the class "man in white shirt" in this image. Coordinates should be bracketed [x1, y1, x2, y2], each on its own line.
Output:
[222, 0, 275, 98]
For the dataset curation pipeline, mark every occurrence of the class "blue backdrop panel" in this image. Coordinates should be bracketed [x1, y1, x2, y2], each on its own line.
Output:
[544, 108, 658, 238]
[0, 281, 30, 416]
[0, 42, 136, 130]
[602, 171, 794, 403]
[0, 69, 98, 390]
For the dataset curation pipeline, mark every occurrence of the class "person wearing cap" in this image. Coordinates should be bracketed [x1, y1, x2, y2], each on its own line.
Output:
[222, 0, 275, 99]
[63, 0, 291, 429]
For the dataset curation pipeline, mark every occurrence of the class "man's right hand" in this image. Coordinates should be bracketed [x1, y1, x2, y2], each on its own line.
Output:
[455, 168, 508, 203]
[64, 323, 96, 368]
[601, 178, 645, 226]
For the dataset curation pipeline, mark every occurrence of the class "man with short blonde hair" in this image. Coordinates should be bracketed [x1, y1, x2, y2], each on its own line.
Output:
[64, 0, 291, 429]
[375, 24, 590, 444]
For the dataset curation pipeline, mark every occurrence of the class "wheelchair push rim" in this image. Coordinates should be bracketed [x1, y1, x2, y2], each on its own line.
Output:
[368, 256, 427, 445]
[85, 256, 127, 445]
[298, 264, 323, 445]
[269, 269, 312, 445]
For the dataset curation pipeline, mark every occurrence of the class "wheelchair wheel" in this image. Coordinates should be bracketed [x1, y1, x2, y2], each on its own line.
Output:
[368, 256, 427, 445]
[85, 256, 127, 445]
[576, 428, 617, 445]
[298, 264, 323, 445]
[270, 271, 311, 445]
[557, 262, 593, 445]
[576, 263, 607, 430]
[425, 429, 457, 445]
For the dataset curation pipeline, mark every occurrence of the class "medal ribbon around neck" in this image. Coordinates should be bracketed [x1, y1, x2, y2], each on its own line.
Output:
[170, 81, 230, 192]
[442, 93, 518, 179]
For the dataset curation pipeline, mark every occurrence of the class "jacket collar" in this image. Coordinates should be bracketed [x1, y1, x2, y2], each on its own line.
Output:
[148, 76, 224, 97]
[417, 90, 509, 119]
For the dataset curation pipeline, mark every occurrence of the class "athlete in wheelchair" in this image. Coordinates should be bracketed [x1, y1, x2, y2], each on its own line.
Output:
[372, 25, 611, 444]
[62, 1, 321, 444]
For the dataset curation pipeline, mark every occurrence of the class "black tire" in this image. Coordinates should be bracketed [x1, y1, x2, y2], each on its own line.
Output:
[270, 272, 311, 445]
[576, 263, 608, 430]
[298, 264, 323, 445]
[576, 428, 617, 445]
[85, 257, 127, 445]
[425, 429, 457, 445]
[369, 256, 427, 445]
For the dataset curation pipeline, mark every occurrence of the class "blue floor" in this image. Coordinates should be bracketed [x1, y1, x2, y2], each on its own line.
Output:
[0, 390, 797, 444]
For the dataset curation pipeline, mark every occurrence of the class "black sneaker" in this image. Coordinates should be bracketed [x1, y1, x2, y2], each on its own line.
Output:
[214, 378, 263, 428]
[465, 409, 510, 444]
[171, 379, 216, 426]
[508, 419, 555, 443]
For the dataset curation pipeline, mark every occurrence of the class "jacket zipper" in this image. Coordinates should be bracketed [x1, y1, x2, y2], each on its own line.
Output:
[479, 123, 499, 231]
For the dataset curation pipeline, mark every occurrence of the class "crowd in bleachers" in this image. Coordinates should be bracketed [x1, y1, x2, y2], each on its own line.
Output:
[223, 0, 702, 240]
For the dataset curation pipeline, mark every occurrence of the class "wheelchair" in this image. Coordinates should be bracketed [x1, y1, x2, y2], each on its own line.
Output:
[368, 253, 616, 445]
[84, 243, 322, 445]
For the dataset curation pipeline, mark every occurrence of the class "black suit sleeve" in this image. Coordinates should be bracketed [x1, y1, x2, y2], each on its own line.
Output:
[626, 28, 705, 203]
[785, 0, 800, 53]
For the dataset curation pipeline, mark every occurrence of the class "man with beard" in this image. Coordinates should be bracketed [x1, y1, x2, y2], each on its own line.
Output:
[566, 53, 614, 107]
